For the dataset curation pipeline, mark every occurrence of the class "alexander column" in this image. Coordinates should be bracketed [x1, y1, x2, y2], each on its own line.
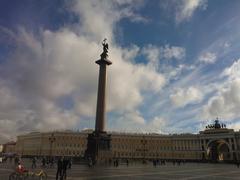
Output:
[85, 39, 112, 164]
[95, 38, 112, 132]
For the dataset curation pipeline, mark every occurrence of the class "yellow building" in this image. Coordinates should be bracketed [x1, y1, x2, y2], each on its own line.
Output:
[3, 141, 16, 155]
[15, 120, 240, 162]
[16, 131, 88, 157]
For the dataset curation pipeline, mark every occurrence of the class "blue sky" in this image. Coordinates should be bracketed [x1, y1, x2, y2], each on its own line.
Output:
[1, 0, 240, 142]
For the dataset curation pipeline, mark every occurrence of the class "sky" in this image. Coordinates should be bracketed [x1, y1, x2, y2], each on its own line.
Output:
[1, 0, 240, 143]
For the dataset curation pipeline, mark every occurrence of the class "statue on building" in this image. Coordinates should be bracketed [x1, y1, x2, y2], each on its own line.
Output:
[100, 38, 109, 60]
[214, 119, 221, 129]
[205, 117, 227, 130]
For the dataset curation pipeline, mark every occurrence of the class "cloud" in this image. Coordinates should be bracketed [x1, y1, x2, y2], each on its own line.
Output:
[142, 44, 160, 68]
[203, 79, 240, 120]
[229, 122, 240, 131]
[162, 45, 186, 60]
[175, 0, 207, 23]
[170, 86, 203, 107]
[165, 64, 196, 81]
[69, 0, 147, 41]
[109, 111, 166, 133]
[222, 59, 240, 80]
[161, 0, 208, 24]
[199, 52, 217, 64]
[142, 44, 185, 68]
[203, 59, 240, 120]
[0, 1, 165, 143]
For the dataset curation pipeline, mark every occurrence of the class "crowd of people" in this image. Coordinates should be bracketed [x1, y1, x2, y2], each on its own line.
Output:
[55, 157, 72, 180]
[4, 155, 240, 180]
[11, 156, 72, 180]
[31, 156, 72, 180]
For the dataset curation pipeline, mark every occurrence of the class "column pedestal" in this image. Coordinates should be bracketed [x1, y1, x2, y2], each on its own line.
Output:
[85, 131, 111, 164]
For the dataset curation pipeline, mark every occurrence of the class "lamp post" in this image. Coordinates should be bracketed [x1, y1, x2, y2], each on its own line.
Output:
[49, 133, 56, 158]
[141, 135, 147, 163]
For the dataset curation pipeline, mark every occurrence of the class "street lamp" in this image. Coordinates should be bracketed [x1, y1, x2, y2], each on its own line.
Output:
[141, 135, 147, 163]
[49, 133, 56, 158]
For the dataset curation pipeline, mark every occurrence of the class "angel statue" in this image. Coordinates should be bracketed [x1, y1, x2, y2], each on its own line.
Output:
[100, 38, 109, 60]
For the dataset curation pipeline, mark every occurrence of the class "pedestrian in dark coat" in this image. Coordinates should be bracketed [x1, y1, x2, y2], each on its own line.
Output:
[61, 157, 69, 180]
[32, 157, 37, 169]
[56, 157, 63, 180]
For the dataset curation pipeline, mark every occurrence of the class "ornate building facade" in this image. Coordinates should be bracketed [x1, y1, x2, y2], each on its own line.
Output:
[15, 120, 240, 162]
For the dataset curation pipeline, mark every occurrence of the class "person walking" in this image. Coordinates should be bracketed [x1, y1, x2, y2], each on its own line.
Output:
[61, 157, 69, 180]
[32, 157, 37, 169]
[56, 157, 63, 180]
[236, 161, 240, 168]
[42, 157, 46, 168]
[50, 157, 54, 168]
[68, 158, 72, 169]
[14, 156, 19, 166]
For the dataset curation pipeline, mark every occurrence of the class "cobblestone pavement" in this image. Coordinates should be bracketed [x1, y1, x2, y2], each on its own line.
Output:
[1, 159, 240, 180]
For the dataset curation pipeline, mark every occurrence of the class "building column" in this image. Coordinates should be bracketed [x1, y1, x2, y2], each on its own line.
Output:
[229, 138, 233, 160]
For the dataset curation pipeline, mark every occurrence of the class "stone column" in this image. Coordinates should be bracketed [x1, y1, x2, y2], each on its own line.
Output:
[203, 139, 207, 160]
[85, 40, 112, 164]
[233, 138, 239, 161]
[95, 59, 112, 133]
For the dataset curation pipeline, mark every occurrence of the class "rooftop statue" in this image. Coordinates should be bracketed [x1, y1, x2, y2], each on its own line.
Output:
[100, 38, 109, 60]
[214, 119, 221, 129]
[205, 117, 227, 130]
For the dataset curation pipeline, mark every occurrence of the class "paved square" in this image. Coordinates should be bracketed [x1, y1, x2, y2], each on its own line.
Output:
[1, 160, 240, 179]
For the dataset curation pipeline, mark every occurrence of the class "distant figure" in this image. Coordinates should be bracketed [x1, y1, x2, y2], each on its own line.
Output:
[16, 161, 28, 174]
[42, 157, 46, 168]
[50, 157, 54, 168]
[32, 157, 37, 169]
[153, 160, 157, 167]
[62, 157, 69, 179]
[14, 156, 19, 166]
[177, 160, 181, 166]
[56, 157, 63, 180]
[173, 160, 175, 166]
[126, 159, 129, 166]
[236, 161, 240, 168]
[68, 158, 72, 169]
[114, 159, 119, 167]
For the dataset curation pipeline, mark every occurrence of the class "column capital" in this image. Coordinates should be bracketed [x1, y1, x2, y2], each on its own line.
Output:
[96, 59, 112, 65]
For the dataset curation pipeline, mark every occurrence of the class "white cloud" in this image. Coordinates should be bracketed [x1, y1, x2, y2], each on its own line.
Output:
[0, 1, 165, 143]
[142, 44, 185, 69]
[146, 116, 166, 133]
[162, 45, 186, 60]
[222, 59, 240, 80]
[170, 86, 203, 107]
[203, 59, 240, 120]
[175, 0, 207, 23]
[229, 122, 240, 131]
[166, 64, 196, 81]
[110, 111, 166, 133]
[161, 0, 207, 24]
[142, 44, 160, 68]
[199, 52, 217, 64]
[223, 42, 230, 48]
[70, 0, 146, 41]
[121, 45, 140, 62]
[203, 79, 240, 120]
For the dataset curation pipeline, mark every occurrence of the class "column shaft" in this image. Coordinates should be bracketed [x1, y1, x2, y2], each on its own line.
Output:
[95, 64, 106, 132]
[95, 59, 111, 132]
